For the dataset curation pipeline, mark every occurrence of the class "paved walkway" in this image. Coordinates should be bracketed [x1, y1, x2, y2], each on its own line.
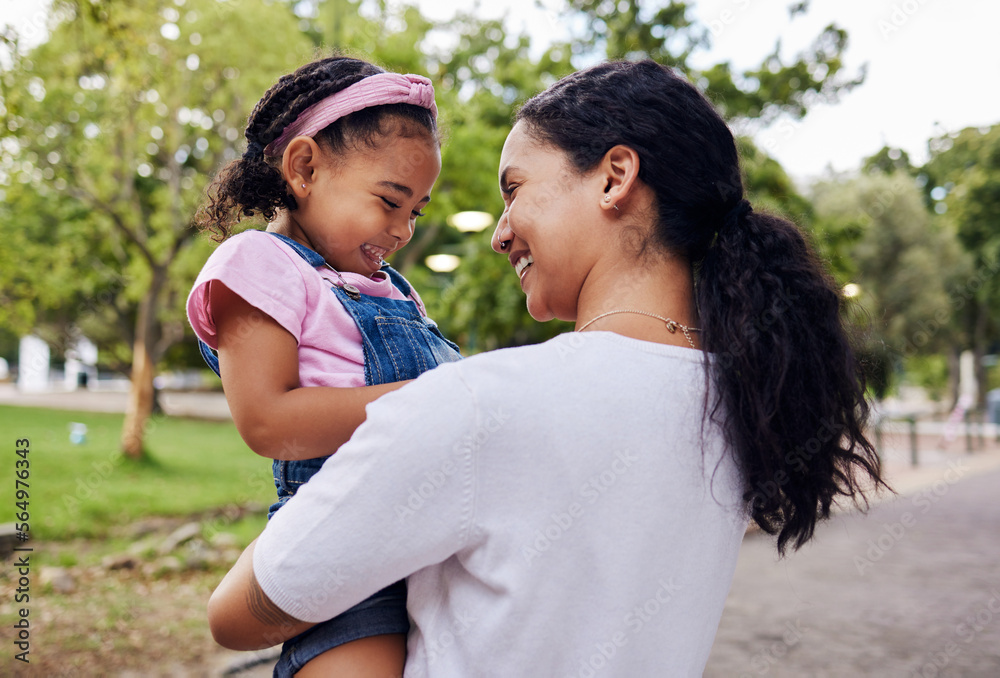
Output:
[0, 383, 232, 420]
[705, 448, 1000, 677]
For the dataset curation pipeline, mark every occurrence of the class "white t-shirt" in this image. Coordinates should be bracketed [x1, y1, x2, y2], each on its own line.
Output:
[254, 332, 749, 677]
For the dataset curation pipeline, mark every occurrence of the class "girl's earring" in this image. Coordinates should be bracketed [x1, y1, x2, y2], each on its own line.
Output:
[603, 195, 612, 203]
[301, 183, 306, 189]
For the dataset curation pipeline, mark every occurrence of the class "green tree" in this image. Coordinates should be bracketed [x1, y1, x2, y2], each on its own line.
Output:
[414, 0, 866, 350]
[922, 124, 1000, 408]
[564, 0, 865, 124]
[863, 145, 917, 177]
[810, 172, 972, 399]
[0, 0, 312, 457]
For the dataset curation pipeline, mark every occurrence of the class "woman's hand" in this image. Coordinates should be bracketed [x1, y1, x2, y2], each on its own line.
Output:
[207, 538, 316, 650]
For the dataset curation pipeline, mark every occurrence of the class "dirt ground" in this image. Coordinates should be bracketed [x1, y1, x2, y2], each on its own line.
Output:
[0, 537, 256, 677]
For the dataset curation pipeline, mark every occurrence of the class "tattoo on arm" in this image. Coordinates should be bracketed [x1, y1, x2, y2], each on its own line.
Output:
[246, 573, 299, 628]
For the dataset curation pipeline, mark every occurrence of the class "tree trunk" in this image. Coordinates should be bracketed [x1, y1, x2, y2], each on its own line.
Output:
[946, 342, 961, 411]
[974, 297, 990, 410]
[120, 335, 155, 459]
[119, 265, 166, 459]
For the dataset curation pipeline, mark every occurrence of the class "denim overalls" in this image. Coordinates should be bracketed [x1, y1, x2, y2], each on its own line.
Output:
[198, 232, 462, 674]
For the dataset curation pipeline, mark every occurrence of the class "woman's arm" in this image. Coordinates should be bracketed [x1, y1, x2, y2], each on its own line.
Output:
[208, 539, 315, 650]
[212, 281, 410, 460]
[209, 365, 477, 646]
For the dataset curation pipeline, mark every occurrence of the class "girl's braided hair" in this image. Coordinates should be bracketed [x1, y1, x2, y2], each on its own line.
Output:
[199, 56, 438, 240]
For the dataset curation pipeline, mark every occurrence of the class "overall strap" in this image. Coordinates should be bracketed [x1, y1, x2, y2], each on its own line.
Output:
[267, 231, 413, 299]
[381, 265, 412, 297]
[199, 232, 326, 377]
[265, 231, 326, 267]
[199, 338, 221, 377]
[198, 231, 420, 377]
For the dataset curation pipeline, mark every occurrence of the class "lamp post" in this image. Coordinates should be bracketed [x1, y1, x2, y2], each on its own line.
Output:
[425, 254, 461, 273]
[423, 211, 495, 273]
[446, 211, 494, 233]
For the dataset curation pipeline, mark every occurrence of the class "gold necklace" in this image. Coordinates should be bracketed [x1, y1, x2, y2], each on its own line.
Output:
[577, 309, 701, 348]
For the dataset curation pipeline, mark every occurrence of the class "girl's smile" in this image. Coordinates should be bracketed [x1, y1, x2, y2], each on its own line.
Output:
[361, 242, 391, 267]
[275, 131, 441, 277]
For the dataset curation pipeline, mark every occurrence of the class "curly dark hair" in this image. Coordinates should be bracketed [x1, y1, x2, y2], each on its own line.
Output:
[198, 55, 438, 240]
[517, 59, 888, 554]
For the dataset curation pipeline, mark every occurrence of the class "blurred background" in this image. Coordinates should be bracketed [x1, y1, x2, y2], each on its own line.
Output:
[0, 0, 998, 675]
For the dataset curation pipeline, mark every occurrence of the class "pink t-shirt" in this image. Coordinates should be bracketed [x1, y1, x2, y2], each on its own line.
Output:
[186, 230, 424, 388]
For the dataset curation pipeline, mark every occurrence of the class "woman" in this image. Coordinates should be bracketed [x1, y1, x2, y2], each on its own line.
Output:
[208, 59, 884, 677]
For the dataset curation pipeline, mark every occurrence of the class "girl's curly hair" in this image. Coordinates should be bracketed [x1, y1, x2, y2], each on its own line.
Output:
[198, 55, 437, 241]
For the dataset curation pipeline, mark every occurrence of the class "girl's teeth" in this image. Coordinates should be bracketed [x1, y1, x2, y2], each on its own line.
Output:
[362, 244, 387, 263]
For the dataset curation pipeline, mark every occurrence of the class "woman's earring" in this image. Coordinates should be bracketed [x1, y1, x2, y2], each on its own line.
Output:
[301, 183, 306, 189]
[604, 195, 612, 203]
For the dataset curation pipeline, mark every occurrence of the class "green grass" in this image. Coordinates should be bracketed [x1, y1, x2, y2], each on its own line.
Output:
[0, 405, 274, 540]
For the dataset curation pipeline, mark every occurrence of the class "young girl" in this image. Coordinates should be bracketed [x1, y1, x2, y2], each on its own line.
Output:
[187, 56, 461, 677]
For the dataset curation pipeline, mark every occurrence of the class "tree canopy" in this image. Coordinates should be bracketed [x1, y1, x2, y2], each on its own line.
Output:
[8, 0, 980, 454]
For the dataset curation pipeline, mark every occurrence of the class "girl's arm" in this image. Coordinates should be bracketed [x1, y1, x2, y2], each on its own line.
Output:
[207, 538, 313, 650]
[212, 281, 410, 460]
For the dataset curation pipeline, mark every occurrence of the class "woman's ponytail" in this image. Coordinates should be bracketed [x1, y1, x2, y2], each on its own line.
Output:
[516, 58, 887, 554]
[699, 206, 886, 553]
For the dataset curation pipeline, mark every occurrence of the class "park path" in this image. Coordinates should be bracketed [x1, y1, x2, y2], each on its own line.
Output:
[0, 383, 232, 420]
[704, 454, 1000, 677]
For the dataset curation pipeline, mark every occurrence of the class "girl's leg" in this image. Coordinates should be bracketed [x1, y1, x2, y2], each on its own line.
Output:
[294, 633, 406, 678]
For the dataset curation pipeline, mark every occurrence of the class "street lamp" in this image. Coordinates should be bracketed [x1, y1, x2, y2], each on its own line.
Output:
[447, 211, 494, 232]
[425, 254, 461, 273]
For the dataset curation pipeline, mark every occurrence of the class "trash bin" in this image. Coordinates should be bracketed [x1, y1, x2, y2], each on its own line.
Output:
[988, 389, 1000, 425]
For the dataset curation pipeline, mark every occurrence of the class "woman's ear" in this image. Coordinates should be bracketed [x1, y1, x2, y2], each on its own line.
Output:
[599, 145, 641, 213]
[281, 136, 322, 199]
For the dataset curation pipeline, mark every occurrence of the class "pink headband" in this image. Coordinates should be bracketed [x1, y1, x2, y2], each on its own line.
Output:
[263, 73, 438, 157]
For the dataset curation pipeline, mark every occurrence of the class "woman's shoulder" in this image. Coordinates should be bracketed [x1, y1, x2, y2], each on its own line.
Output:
[464, 332, 699, 365]
[447, 332, 703, 397]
